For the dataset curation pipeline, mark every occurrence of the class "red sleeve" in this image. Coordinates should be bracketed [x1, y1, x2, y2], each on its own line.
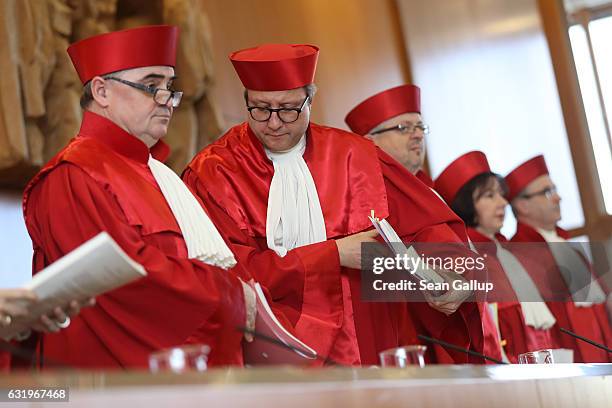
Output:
[183, 168, 344, 361]
[25, 163, 246, 366]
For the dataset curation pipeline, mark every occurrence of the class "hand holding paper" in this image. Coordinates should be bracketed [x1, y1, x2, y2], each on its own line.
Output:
[422, 269, 471, 315]
[7, 232, 146, 336]
[243, 282, 317, 366]
[368, 211, 472, 314]
[335, 229, 380, 269]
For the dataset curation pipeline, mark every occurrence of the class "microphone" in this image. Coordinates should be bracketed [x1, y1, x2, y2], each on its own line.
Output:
[417, 334, 508, 364]
[0, 339, 72, 369]
[560, 327, 612, 353]
[237, 326, 344, 366]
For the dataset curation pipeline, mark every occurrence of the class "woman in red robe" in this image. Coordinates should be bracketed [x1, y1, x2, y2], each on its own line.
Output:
[435, 151, 558, 363]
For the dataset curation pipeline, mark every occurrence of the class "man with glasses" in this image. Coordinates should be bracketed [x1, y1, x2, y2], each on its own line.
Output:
[184, 44, 487, 365]
[345, 85, 432, 185]
[507, 155, 611, 362]
[345, 85, 504, 363]
[22, 26, 257, 369]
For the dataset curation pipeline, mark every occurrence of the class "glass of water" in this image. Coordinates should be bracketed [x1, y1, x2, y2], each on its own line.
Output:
[518, 349, 554, 364]
[379, 345, 427, 368]
[149, 344, 211, 373]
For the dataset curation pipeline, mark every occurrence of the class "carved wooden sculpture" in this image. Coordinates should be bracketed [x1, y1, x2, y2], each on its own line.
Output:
[0, 0, 222, 186]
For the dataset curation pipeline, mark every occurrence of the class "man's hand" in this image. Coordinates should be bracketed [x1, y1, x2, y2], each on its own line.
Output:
[0, 297, 96, 340]
[0, 289, 38, 339]
[239, 280, 257, 343]
[422, 270, 471, 315]
[30, 298, 96, 333]
[335, 229, 380, 269]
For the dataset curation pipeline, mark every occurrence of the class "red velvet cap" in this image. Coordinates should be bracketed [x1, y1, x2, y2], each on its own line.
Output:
[229, 44, 319, 91]
[504, 155, 549, 201]
[345, 85, 421, 135]
[68, 25, 179, 85]
[434, 151, 491, 204]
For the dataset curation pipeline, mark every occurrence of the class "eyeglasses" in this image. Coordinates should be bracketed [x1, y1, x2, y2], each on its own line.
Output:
[106, 77, 183, 108]
[520, 186, 558, 200]
[247, 96, 310, 123]
[370, 122, 430, 136]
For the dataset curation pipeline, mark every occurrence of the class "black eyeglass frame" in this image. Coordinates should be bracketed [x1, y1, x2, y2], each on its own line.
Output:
[519, 186, 558, 200]
[105, 77, 183, 108]
[246, 96, 310, 123]
[370, 122, 430, 136]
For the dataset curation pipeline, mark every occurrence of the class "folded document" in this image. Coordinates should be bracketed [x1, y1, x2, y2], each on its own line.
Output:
[19, 232, 146, 326]
[368, 213, 445, 285]
[243, 282, 317, 365]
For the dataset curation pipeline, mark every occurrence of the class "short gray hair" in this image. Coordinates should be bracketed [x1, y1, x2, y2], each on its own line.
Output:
[80, 70, 125, 109]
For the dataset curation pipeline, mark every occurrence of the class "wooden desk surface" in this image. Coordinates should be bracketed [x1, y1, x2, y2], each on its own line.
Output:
[1, 364, 611, 407]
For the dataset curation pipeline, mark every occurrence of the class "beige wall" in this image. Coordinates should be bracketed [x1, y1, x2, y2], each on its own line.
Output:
[201, 0, 411, 130]
[0, 190, 32, 287]
[395, 0, 585, 237]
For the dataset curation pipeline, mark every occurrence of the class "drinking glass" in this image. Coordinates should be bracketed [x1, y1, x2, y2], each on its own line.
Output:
[518, 349, 554, 364]
[379, 345, 427, 368]
[149, 344, 210, 373]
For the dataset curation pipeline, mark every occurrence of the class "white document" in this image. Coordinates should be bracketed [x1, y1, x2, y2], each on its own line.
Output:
[369, 213, 445, 285]
[243, 282, 317, 366]
[22, 232, 146, 319]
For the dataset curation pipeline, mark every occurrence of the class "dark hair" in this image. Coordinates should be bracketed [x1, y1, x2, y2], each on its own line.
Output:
[243, 83, 318, 105]
[450, 172, 507, 227]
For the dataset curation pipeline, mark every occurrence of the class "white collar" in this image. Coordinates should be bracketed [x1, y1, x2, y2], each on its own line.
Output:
[536, 227, 564, 242]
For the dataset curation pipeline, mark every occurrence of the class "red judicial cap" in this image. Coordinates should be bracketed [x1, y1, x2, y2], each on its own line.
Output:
[434, 151, 491, 204]
[68, 25, 179, 85]
[345, 85, 421, 135]
[504, 155, 549, 201]
[229, 44, 319, 91]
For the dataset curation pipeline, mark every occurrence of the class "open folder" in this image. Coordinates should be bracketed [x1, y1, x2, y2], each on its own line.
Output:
[243, 283, 317, 366]
[15, 232, 146, 331]
[368, 212, 445, 285]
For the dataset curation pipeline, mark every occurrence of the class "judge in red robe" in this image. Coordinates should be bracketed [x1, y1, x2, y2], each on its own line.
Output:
[434, 151, 558, 363]
[22, 26, 253, 369]
[184, 44, 486, 365]
[346, 85, 504, 363]
[344, 84, 433, 189]
[506, 155, 612, 362]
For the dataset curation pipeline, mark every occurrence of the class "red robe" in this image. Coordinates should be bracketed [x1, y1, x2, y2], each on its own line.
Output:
[21, 111, 249, 369]
[467, 228, 558, 363]
[416, 169, 503, 363]
[0, 351, 8, 372]
[184, 122, 487, 365]
[511, 222, 612, 362]
[415, 170, 434, 188]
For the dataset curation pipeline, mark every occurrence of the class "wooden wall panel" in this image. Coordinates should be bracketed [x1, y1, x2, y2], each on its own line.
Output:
[201, 0, 410, 130]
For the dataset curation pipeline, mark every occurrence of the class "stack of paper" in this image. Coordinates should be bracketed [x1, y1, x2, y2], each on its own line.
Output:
[15, 232, 146, 331]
